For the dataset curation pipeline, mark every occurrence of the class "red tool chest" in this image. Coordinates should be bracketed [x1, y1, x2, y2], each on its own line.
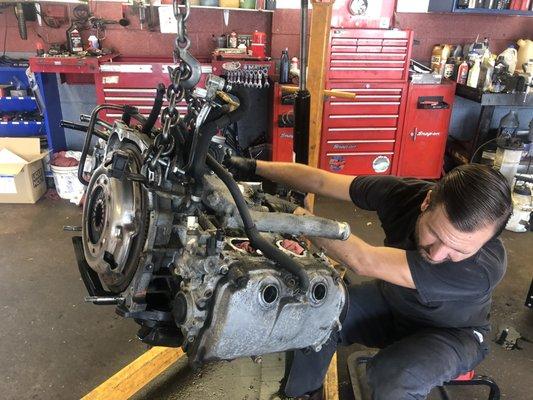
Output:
[94, 59, 212, 123]
[327, 29, 412, 82]
[396, 80, 456, 179]
[320, 28, 412, 176]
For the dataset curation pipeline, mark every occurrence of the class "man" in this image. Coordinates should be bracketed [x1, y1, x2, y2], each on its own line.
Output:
[226, 157, 512, 400]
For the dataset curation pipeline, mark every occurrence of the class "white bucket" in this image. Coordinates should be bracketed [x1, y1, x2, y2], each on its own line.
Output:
[50, 164, 85, 202]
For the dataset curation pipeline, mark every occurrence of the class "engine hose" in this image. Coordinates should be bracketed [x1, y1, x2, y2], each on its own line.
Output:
[78, 104, 127, 186]
[142, 83, 165, 135]
[189, 88, 249, 184]
[206, 154, 310, 293]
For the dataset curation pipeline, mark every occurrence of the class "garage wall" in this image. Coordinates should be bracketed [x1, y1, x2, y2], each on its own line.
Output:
[0, 2, 271, 60]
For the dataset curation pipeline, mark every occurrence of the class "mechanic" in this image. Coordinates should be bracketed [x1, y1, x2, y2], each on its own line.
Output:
[226, 157, 512, 400]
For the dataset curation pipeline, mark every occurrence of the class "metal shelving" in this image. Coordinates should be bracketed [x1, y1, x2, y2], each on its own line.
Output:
[428, 0, 533, 15]
[0, 66, 44, 138]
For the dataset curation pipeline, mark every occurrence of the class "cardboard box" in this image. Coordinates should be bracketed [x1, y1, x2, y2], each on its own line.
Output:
[0, 138, 48, 203]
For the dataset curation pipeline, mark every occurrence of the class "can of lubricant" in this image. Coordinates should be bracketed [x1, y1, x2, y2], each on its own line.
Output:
[251, 30, 267, 58]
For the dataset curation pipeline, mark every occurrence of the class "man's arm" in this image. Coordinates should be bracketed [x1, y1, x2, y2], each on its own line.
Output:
[255, 161, 355, 202]
[294, 208, 415, 289]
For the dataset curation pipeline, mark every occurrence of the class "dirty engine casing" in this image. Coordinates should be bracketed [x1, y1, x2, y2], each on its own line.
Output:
[76, 79, 348, 367]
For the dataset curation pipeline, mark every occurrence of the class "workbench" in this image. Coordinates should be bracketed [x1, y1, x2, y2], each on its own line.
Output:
[452, 84, 533, 163]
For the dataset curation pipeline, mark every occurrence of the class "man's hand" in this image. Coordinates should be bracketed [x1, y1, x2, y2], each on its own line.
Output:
[224, 156, 257, 181]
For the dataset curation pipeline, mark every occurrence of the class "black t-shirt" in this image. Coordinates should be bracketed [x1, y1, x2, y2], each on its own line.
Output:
[349, 175, 506, 331]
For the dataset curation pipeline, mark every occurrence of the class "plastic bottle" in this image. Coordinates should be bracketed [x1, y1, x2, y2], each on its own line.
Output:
[478, 56, 495, 91]
[443, 57, 456, 79]
[439, 44, 452, 75]
[431, 45, 443, 73]
[88, 35, 100, 50]
[279, 48, 290, 84]
[498, 46, 518, 74]
[467, 57, 481, 88]
[517, 39, 533, 71]
[498, 110, 520, 138]
[66, 22, 83, 54]
[456, 60, 469, 84]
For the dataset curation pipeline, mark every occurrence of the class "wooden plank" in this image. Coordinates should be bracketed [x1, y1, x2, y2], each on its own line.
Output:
[324, 352, 339, 400]
[306, 0, 334, 212]
[82, 347, 185, 400]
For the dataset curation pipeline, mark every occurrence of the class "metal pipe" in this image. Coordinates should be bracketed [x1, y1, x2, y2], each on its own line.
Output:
[299, 0, 308, 91]
[227, 211, 351, 241]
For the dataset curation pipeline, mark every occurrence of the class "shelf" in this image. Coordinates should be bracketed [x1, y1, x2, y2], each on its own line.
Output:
[0, 97, 38, 112]
[0, 121, 44, 137]
[455, 84, 533, 107]
[173, 4, 274, 12]
[453, 7, 533, 15]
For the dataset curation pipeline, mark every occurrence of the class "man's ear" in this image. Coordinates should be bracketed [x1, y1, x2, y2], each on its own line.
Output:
[421, 190, 432, 212]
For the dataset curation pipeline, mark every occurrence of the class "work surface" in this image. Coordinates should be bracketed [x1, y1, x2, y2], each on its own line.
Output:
[0, 196, 531, 400]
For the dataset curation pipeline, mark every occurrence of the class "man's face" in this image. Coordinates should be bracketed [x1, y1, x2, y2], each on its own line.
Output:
[414, 192, 496, 264]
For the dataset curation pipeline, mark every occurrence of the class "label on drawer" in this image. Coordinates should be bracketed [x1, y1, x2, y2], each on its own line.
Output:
[102, 76, 119, 84]
[328, 155, 346, 172]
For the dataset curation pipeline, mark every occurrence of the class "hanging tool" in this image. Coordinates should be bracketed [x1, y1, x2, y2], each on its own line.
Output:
[292, 0, 311, 164]
[14, 3, 27, 40]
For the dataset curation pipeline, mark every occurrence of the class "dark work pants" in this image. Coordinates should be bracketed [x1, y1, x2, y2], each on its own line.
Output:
[284, 281, 489, 400]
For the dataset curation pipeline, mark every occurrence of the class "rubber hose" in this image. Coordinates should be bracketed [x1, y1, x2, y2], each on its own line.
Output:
[190, 88, 249, 182]
[142, 83, 165, 134]
[206, 154, 310, 293]
[78, 104, 126, 185]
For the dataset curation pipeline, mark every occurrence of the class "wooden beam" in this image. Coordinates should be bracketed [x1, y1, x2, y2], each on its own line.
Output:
[306, 0, 334, 211]
[324, 352, 339, 400]
[82, 347, 185, 400]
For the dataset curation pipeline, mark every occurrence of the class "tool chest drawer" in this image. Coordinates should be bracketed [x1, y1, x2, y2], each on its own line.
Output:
[323, 82, 406, 130]
[327, 29, 412, 81]
[323, 127, 398, 141]
[321, 139, 395, 153]
[319, 152, 394, 175]
[95, 62, 211, 123]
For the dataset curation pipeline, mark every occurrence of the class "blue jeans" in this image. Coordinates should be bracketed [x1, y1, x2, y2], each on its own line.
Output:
[284, 281, 489, 400]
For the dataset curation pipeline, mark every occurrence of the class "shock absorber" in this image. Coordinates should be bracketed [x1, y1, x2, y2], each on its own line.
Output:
[14, 3, 27, 40]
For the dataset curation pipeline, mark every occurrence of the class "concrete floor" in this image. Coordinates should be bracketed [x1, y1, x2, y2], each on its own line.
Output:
[0, 196, 531, 400]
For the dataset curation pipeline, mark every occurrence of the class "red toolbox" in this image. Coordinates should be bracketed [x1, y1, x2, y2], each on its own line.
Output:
[396, 80, 456, 179]
[319, 27, 413, 176]
[327, 29, 412, 82]
[94, 59, 212, 124]
[319, 81, 408, 175]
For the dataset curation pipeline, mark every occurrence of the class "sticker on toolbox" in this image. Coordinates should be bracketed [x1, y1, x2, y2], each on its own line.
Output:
[372, 155, 390, 173]
[102, 76, 119, 84]
[0, 176, 17, 194]
[328, 155, 346, 172]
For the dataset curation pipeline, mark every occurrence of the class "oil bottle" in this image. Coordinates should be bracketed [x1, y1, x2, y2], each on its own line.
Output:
[456, 60, 469, 85]
[66, 22, 83, 54]
[467, 57, 481, 88]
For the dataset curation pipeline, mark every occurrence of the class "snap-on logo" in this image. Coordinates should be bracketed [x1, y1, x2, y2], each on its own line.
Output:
[332, 144, 356, 150]
[280, 133, 293, 139]
[417, 131, 441, 137]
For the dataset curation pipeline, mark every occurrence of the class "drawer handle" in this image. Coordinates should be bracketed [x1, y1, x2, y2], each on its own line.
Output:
[410, 127, 418, 142]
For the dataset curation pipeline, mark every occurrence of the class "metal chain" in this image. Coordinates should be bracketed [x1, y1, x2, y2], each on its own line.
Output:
[158, 0, 191, 147]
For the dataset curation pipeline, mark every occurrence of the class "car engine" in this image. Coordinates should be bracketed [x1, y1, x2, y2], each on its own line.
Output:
[71, 0, 348, 368]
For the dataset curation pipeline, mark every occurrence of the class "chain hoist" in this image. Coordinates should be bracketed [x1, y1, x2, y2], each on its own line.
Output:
[148, 0, 202, 173]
